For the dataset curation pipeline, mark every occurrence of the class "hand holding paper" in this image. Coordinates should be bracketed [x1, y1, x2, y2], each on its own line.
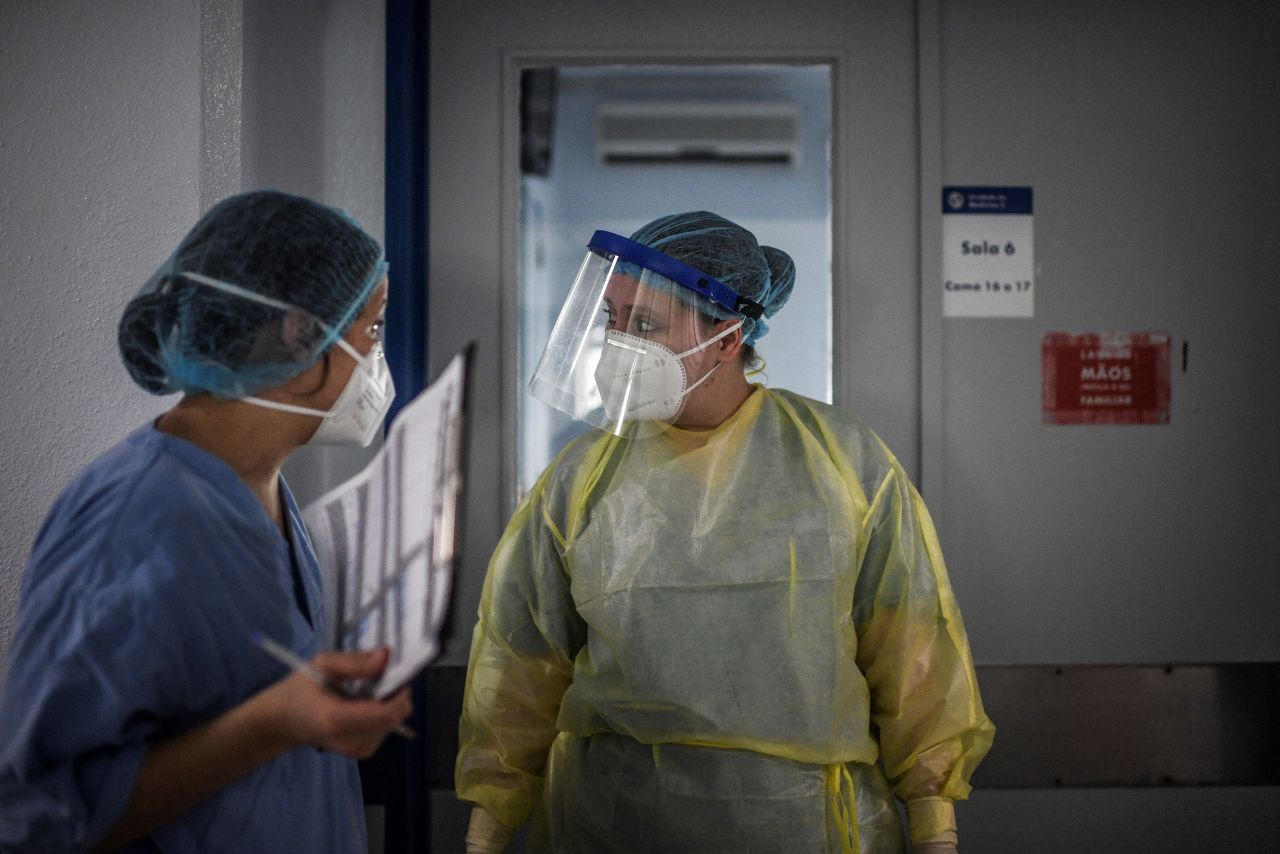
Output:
[252, 632, 416, 740]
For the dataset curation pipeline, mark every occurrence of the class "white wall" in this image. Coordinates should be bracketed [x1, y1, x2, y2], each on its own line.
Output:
[0, 2, 202, 686]
[0, 0, 385, 685]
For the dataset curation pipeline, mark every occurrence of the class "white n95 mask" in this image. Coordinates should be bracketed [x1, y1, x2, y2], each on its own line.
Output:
[593, 320, 742, 423]
[245, 337, 396, 447]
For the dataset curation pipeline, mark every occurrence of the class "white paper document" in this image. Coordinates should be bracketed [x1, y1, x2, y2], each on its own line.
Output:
[303, 349, 469, 699]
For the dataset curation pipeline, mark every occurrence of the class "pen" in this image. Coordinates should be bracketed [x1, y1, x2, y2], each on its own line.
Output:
[252, 631, 416, 740]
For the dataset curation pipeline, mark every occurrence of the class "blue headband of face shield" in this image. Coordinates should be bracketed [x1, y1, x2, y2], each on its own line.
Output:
[587, 231, 765, 321]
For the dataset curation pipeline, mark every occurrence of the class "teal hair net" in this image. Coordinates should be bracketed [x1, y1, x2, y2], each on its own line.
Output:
[118, 189, 387, 398]
[627, 211, 796, 345]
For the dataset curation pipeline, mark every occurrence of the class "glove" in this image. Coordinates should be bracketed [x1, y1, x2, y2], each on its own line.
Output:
[465, 806, 515, 854]
[907, 797, 958, 853]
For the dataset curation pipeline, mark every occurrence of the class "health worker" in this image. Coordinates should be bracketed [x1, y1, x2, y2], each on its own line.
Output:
[0, 189, 412, 852]
[456, 212, 994, 853]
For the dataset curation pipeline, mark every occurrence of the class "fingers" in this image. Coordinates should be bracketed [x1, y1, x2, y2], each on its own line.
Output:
[310, 686, 413, 759]
[258, 658, 413, 758]
[312, 647, 390, 681]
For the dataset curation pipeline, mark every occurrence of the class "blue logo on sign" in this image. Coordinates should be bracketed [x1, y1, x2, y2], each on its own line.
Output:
[942, 186, 1033, 215]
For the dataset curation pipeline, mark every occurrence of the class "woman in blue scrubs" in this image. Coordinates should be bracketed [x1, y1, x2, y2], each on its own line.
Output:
[0, 190, 411, 852]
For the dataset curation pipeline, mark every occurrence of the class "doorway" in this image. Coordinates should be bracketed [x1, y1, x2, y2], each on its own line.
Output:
[515, 63, 834, 495]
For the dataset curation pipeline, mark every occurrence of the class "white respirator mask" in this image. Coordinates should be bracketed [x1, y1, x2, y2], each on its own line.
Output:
[244, 336, 396, 447]
[593, 320, 743, 423]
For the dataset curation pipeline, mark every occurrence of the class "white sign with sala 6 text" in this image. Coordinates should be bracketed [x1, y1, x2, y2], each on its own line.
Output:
[942, 186, 1034, 318]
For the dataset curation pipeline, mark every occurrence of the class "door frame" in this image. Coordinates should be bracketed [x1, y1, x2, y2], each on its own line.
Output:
[496, 48, 854, 510]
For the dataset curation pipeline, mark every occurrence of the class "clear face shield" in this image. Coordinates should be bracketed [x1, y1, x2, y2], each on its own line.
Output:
[528, 231, 763, 437]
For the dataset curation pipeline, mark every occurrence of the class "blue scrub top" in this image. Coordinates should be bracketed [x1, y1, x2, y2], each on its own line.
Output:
[0, 425, 366, 852]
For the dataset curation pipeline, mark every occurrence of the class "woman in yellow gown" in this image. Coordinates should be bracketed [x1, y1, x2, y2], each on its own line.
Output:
[457, 212, 994, 853]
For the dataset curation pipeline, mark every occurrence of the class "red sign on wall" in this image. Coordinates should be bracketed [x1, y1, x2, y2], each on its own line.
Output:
[1042, 332, 1171, 425]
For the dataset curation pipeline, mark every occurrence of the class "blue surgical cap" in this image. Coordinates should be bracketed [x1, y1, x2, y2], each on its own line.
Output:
[119, 189, 387, 398]
[628, 211, 796, 345]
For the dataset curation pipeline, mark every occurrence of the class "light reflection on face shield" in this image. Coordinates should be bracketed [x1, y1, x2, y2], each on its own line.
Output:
[602, 275, 708, 354]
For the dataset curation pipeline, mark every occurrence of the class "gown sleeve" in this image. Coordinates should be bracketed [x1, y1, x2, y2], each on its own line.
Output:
[852, 456, 995, 847]
[0, 544, 202, 851]
[455, 462, 587, 830]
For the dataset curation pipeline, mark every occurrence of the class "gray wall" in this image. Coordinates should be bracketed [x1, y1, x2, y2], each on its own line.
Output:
[934, 0, 1280, 666]
[931, 1, 1280, 844]
[931, 0, 1280, 845]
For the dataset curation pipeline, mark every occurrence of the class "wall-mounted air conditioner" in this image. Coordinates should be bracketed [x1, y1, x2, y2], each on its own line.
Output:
[596, 102, 800, 166]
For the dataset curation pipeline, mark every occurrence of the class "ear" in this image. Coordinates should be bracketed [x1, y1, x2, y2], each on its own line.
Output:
[713, 318, 745, 364]
[280, 349, 330, 398]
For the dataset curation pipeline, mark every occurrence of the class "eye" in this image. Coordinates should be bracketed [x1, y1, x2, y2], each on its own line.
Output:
[634, 317, 657, 334]
[369, 318, 385, 343]
[601, 306, 617, 326]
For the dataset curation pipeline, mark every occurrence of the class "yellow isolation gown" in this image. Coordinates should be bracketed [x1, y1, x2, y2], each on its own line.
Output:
[457, 387, 994, 852]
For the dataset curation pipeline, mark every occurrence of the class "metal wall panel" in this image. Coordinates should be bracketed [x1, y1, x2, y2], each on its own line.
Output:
[973, 663, 1280, 788]
[426, 662, 1280, 789]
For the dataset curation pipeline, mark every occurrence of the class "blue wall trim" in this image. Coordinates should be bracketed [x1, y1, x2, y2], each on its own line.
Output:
[385, 0, 428, 425]
[367, 2, 430, 852]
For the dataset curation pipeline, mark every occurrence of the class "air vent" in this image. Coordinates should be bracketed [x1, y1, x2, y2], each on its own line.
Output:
[596, 102, 799, 166]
